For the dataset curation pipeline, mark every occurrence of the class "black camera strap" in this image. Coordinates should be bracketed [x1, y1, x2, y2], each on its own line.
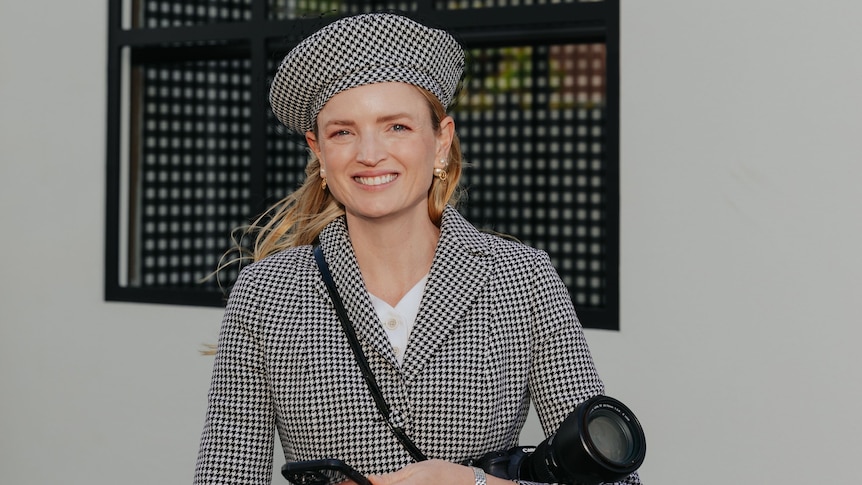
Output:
[313, 245, 428, 463]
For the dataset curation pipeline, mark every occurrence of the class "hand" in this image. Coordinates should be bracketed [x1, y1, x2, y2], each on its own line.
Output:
[367, 460, 475, 485]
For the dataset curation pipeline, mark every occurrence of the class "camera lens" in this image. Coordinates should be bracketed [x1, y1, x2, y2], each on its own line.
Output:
[587, 409, 634, 464]
[535, 395, 646, 484]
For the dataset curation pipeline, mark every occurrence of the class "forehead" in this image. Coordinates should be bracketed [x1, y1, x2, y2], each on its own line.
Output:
[316, 82, 431, 121]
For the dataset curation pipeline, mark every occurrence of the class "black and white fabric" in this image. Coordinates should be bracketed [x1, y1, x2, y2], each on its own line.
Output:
[194, 206, 642, 485]
[269, 13, 465, 134]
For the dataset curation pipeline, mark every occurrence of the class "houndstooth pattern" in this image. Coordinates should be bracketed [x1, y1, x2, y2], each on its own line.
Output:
[194, 206, 641, 485]
[269, 13, 465, 134]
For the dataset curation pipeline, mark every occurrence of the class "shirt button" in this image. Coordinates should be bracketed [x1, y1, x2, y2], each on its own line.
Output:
[385, 317, 399, 330]
[393, 345, 402, 356]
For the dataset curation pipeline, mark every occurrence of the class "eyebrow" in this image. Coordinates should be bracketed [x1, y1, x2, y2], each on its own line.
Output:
[321, 112, 416, 129]
[377, 113, 414, 123]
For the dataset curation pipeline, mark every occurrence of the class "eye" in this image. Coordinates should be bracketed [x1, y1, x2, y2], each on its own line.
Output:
[328, 129, 351, 138]
[391, 124, 409, 132]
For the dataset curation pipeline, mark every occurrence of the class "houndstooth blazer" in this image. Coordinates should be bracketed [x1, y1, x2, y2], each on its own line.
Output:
[194, 206, 641, 485]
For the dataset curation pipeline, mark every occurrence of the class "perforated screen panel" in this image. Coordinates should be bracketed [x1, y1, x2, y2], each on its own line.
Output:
[268, 1, 418, 19]
[135, 0, 252, 27]
[132, 57, 253, 289]
[435, 0, 603, 7]
[265, 117, 308, 203]
[455, 44, 608, 308]
[108, 1, 619, 327]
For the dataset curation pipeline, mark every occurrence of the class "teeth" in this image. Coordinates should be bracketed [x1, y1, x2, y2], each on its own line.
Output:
[355, 174, 396, 186]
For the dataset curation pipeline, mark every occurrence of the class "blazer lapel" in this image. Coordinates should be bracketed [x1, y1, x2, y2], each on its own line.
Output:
[318, 218, 400, 368]
[402, 207, 492, 382]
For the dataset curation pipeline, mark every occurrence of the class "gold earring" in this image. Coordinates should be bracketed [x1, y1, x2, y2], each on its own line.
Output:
[434, 158, 448, 182]
[321, 178, 327, 190]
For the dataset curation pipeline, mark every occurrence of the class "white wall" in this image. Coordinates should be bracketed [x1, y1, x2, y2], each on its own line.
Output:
[2, 1, 860, 483]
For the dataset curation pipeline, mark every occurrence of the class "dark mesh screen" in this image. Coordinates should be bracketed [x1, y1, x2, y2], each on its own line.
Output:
[110, 0, 619, 325]
[133, 57, 252, 288]
[455, 44, 608, 308]
[434, 0, 602, 8]
[136, 0, 252, 27]
[268, 1, 418, 19]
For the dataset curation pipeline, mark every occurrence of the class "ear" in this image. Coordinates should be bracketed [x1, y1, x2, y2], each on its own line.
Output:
[306, 130, 321, 158]
[306, 131, 325, 174]
[435, 115, 455, 162]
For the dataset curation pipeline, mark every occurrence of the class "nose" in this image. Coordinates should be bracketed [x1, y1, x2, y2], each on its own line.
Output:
[356, 132, 386, 166]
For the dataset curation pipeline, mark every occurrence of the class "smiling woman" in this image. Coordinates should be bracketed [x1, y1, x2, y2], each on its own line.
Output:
[194, 11, 639, 485]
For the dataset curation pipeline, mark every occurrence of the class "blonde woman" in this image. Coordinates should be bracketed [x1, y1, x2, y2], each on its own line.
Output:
[194, 12, 641, 485]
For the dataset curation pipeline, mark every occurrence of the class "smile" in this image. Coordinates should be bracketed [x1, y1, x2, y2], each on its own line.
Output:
[354, 174, 397, 186]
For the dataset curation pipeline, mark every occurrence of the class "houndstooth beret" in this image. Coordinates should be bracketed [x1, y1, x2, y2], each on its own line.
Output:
[269, 13, 465, 134]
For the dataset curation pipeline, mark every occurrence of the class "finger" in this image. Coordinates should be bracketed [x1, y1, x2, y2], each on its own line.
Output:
[366, 474, 388, 485]
[367, 467, 409, 485]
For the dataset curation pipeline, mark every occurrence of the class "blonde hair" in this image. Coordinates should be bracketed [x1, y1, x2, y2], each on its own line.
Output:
[226, 86, 463, 268]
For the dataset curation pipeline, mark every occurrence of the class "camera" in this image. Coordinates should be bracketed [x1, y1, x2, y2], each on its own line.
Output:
[472, 395, 646, 484]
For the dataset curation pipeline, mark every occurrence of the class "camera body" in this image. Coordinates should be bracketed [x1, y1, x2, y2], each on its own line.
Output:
[472, 396, 646, 485]
[472, 445, 536, 481]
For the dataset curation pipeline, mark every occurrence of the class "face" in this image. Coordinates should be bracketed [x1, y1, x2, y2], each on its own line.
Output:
[306, 82, 454, 224]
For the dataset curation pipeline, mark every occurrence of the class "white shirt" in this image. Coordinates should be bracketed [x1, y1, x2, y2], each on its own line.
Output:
[368, 275, 429, 365]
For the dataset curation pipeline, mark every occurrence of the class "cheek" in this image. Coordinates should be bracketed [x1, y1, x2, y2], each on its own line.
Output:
[396, 140, 438, 165]
[317, 144, 351, 169]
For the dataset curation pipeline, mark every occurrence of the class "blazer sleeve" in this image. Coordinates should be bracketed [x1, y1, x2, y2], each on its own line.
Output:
[527, 251, 643, 485]
[194, 266, 276, 485]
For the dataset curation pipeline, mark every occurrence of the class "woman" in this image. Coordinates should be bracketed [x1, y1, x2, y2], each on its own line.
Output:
[195, 12, 641, 485]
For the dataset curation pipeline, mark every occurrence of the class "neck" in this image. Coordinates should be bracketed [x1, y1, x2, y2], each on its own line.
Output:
[346, 211, 440, 306]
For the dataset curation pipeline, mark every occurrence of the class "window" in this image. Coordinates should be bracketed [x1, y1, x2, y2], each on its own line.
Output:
[106, 0, 620, 330]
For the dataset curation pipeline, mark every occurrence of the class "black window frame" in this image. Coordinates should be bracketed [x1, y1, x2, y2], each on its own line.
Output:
[105, 0, 621, 330]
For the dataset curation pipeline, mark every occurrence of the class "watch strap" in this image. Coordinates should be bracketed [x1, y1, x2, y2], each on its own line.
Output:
[472, 466, 488, 485]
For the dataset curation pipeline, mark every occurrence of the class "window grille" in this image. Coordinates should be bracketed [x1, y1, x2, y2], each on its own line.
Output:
[106, 0, 620, 329]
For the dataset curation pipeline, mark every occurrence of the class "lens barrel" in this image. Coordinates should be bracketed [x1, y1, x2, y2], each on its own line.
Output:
[547, 395, 646, 484]
[474, 395, 646, 484]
